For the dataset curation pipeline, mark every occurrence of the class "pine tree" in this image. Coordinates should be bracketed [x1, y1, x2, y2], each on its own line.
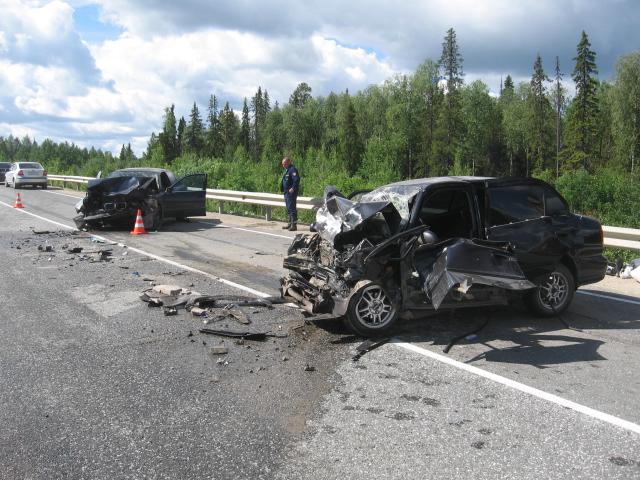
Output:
[160, 104, 178, 163]
[185, 102, 204, 154]
[552, 56, 566, 176]
[568, 30, 599, 169]
[206, 95, 223, 158]
[432, 28, 465, 174]
[528, 54, 552, 173]
[502, 75, 515, 99]
[338, 93, 363, 175]
[240, 98, 251, 152]
[177, 116, 186, 156]
[219, 102, 239, 154]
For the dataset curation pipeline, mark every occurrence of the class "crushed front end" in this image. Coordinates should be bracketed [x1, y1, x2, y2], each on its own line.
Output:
[74, 176, 160, 230]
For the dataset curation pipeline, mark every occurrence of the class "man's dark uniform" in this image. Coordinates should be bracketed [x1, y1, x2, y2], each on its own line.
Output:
[281, 163, 300, 231]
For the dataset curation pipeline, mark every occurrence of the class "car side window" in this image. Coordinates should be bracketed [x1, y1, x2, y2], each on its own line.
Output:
[544, 187, 569, 216]
[487, 185, 544, 226]
[172, 174, 206, 192]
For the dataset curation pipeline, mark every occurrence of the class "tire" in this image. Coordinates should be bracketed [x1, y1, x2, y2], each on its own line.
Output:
[526, 264, 575, 317]
[343, 282, 398, 336]
[41, 184, 47, 189]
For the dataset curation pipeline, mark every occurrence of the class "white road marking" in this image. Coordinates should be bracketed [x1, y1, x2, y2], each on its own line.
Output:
[0, 200, 270, 298]
[197, 220, 295, 240]
[577, 290, 640, 306]
[3, 199, 640, 435]
[395, 341, 640, 435]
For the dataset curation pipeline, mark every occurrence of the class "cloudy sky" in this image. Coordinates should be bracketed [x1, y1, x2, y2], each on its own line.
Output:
[0, 0, 638, 155]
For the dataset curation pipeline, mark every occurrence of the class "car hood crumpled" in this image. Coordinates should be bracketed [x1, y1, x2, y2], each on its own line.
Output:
[314, 185, 420, 245]
[86, 176, 156, 197]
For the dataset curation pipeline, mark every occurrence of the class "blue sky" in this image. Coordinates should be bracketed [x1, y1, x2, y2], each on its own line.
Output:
[1, 0, 638, 155]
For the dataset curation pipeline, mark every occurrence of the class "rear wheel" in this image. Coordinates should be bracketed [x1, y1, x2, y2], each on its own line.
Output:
[526, 264, 575, 316]
[343, 282, 398, 337]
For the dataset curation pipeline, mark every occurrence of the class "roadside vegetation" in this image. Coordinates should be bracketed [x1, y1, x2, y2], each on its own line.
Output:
[1, 29, 639, 235]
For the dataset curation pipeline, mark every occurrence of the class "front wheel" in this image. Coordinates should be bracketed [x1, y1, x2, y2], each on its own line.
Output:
[343, 282, 398, 337]
[526, 264, 575, 317]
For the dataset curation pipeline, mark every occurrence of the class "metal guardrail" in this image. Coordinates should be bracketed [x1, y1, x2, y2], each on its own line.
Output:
[47, 174, 640, 249]
[48, 174, 320, 221]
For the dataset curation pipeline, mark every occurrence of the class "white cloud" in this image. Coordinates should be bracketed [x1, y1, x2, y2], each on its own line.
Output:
[0, 0, 637, 156]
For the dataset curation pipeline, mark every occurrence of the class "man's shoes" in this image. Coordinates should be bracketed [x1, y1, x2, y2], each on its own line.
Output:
[282, 215, 291, 229]
[289, 223, 297, 231]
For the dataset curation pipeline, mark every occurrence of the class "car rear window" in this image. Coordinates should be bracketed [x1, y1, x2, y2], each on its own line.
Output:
[0, 162, 10, 169]
[18, 162, 43, 169]
[488, 185, 544, 226]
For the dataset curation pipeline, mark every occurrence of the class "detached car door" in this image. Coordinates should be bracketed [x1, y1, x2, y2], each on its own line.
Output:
[484, 180, 567, 281]
[162, 174, 208, 218]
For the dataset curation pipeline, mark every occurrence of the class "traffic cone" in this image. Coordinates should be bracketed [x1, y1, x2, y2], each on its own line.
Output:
[13, 193, 24, 209]
[130, 209, 147, 235]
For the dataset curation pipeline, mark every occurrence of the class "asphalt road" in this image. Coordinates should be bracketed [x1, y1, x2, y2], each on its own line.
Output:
[1, 184, 639, 479]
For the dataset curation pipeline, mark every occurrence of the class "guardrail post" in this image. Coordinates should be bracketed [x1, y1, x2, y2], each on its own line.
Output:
[265, 207, 272, 221]
[218, 201, 224, 214]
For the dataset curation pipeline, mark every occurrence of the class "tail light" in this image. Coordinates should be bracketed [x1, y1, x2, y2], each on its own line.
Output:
[599, 225, 604, 245]
[43, 170, 48, 176]
[17, 170, 24, 177]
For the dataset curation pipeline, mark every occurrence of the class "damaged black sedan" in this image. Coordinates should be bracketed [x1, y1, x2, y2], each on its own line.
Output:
[281, 177, 607, 336]
[74, 168, 207, 230]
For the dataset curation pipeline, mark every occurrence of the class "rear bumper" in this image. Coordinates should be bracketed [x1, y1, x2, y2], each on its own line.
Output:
[14, 177, 47, 185]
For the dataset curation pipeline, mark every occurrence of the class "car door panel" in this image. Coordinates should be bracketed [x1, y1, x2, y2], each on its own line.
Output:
[161, 174, 207, 218]
[484, 180, 570, 281]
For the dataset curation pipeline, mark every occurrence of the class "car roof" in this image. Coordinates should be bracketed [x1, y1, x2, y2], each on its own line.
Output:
[384, 176, 494, 189]
[112, 167, 172, 174]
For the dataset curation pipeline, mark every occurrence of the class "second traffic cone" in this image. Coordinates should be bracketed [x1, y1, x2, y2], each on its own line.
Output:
[130, 209, 147, 235]
[13, 193, 24, 209]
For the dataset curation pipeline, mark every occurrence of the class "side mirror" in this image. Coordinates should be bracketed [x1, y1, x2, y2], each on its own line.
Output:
[421, 230, 438, 245]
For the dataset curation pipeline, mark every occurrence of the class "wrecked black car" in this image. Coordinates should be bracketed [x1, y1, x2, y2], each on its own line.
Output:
[74, 168, 207, 230]
[281, 177, 607, 336]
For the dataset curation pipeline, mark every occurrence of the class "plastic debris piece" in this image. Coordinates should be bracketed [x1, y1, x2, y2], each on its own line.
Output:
[352, 338, 390, 362]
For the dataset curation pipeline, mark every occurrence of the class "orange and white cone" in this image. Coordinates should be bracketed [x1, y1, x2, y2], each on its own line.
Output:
[13, 193, 24, 209]
[130, 209, 147, 235]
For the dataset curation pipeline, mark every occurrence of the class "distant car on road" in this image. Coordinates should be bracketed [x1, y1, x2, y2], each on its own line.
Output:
[74, 167, 208, 230]
[3, 162, 48, 188]
[0, 162, 11, 184]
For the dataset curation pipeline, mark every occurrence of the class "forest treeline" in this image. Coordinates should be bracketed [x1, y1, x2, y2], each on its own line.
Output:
[1, 28, 639, 228]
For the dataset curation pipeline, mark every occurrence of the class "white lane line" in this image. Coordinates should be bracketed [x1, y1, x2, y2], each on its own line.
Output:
[577, 290, 640, 306]
[0, 200, 270, 298]
[4, 199, 640, 435]
[394, 341, 640, 435]
[197, 220, 295, 240]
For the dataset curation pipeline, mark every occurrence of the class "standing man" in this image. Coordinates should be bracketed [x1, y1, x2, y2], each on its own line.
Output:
[280, 156, 300, 231]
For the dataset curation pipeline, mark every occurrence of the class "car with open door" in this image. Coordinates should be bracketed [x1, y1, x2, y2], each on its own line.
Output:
[74, 167, 208, 230]
[281, 176, 607, 336]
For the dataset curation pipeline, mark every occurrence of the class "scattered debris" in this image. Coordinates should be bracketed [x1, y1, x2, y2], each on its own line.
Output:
[210, 346, 229, 355]
[352, 338, 390, 362]
[153, 284, 184, 296]
[191, 307, 206, 317]
[163, 307, 178, 316]
[199, 328, 288, 341]
[67, 247, 83, 254]
[304, 364, 316, 372]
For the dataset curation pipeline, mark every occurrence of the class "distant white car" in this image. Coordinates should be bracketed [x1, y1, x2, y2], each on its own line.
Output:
[4, 162, 48, 189]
